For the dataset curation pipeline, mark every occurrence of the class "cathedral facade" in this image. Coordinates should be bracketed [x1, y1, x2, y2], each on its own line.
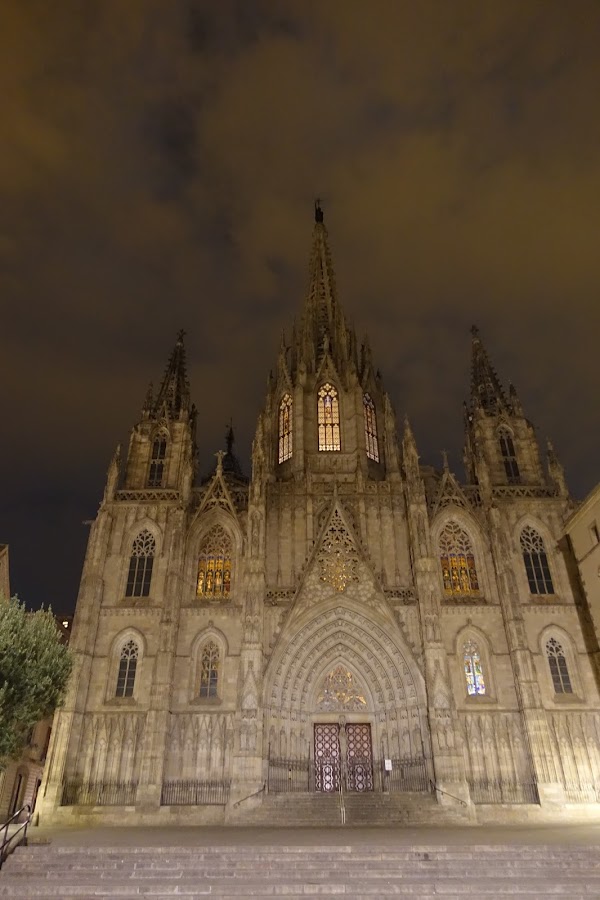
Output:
[39, 208, 600, 825]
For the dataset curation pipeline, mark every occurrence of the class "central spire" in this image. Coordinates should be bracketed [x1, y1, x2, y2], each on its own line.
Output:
[292, 202, 354, 376]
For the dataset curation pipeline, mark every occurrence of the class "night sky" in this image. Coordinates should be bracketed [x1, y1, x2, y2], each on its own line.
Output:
[2, 1, 599, 614]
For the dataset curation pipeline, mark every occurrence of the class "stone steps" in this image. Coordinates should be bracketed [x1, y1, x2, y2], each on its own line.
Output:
[241, 791, 468, 826]
[1, 844, 599, 897]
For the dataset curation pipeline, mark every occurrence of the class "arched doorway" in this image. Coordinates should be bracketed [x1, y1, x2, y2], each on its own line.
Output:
[265, 603, 428, 793]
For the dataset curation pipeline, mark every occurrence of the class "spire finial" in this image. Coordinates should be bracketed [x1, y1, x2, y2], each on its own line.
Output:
[441, 449, 449, 472]
[314, 198, 324, 223]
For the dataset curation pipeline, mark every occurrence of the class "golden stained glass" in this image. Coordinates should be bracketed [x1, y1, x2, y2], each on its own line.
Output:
[439, 520, 479, 596]
[318, 383, 341, 451]
[197, 525, 232, 599]
[363, 393, 379, 462]
[278, 394, 293, 463]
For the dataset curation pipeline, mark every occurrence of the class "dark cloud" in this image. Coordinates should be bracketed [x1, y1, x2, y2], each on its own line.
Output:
[1, 0, 599, 611]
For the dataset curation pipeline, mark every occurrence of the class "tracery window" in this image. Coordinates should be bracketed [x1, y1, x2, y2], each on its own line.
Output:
[463, 639, 486, 696]
[363, 394, 379, 462]
[439, 520, 480, 596]
[498, 427, 520, 483]
[116, 639, 139, 698]
[546, 638, 572, 694]
[125, 529, 155, 597]
[148, 435, 167, 487]
[520, 526, 554, 595]
[196, 525, 232, 598]
[278, 394, 293, 463]
[318, 383, 341, 452]
[199, 641, 220, 698]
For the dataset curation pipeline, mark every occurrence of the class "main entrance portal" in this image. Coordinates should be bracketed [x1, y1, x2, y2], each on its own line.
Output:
[314, 723, 374, 792]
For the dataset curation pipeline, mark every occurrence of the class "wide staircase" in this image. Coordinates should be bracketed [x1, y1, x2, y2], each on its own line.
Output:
[2, 840, 600, 897]
[241, 790, 470, 826]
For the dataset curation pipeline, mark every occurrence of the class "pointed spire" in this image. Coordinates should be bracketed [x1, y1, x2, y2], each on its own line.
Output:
[402, 416, 420, 480]
[294, 202, 354, 375]
[222, 420, 245, 479]
[470, 325, 507, 414]
[154, 330, 190, 418]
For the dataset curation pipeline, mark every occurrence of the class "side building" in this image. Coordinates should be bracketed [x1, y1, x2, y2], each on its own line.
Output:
[38, 208, 600, 825]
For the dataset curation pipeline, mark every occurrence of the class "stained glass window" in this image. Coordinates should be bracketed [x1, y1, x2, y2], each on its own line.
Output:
[318, 383, 341, 451]
[148, 435, 167, 487]
[116, 639, 139, 698]
[520, 526, 554, 595]
[363, 394, 379, 462]
[463, 639, 486, 695]
[439, 520, 480, 596]
[197, 525, 232, 599]
[498, 427, 520, 483]
[199, 641, 220, 698]
[278, 394, 293, 463]
[125, 529, 155, 597]
[546, 638, 572, 694]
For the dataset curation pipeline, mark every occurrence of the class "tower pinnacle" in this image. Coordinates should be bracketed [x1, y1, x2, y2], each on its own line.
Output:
[291, 202, 352, 375]
[153, 330, 191, 418]
[470, 326, 507, 414]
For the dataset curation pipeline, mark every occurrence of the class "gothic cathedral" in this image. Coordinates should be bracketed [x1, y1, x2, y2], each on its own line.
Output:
[39, 207, 600, 825]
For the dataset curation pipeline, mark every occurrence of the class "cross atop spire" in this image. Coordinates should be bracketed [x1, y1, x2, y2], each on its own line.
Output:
[153, 330, 191, 418]
[470, 325, 507, 414]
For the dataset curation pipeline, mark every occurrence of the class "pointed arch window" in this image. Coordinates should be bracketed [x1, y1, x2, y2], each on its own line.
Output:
[439, 520, 480, 596]
[546, 638, 572, 694]
[116, 639, 139, 698]
[199, 640, 220, 698]
[197, 525, 232, 598]
[125, 529, 155, 597]
[318, 383, 341, 451]
[363, 394, 379, 462]
[148, 435, 167, 487]
[498, 427, 520, 484]
[463, 639, 486, 695]
[520, 526, 554, 595]
[278, 393, 293, 463]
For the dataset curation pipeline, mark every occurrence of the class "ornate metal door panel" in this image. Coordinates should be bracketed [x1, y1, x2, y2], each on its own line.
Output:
[314, 724, 341, 792]
[346, 723, 374, 792]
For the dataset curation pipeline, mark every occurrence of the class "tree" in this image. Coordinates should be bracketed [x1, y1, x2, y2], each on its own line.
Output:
[0, 597, 72, 769]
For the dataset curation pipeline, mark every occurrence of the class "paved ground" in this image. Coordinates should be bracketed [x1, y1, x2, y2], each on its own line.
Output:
[27, 822, 600, 848]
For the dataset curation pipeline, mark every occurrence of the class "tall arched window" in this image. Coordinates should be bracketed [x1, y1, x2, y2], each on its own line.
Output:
[546, 638, 572, 694]
[463, 639, 486, 695]
[363, 394, 379, 462]
[125, 529, 155, 597]
[199, 641, 220, 698]
[278, 394, 293, 463]
[520, 526, 554, 595]
[318, 383, 341, 451]
[498, 427, 520, 483]
[439, 520, 480, 596]
[197, 525, 232, 598]
[116, 639, 139, 698]
[148, 435, 167, 487]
